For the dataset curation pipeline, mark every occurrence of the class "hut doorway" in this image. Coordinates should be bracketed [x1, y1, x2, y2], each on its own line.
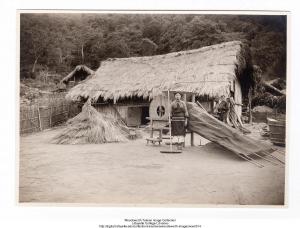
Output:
[71, 68, 90, 82]
[127, 106, 150, 127]
[141, 106, 150, 125]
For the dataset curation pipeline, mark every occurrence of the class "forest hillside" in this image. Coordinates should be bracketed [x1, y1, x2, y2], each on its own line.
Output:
[20, 14, 286, 89]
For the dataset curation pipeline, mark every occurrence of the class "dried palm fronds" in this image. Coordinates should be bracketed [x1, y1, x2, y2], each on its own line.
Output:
[52, 100, 129, 144]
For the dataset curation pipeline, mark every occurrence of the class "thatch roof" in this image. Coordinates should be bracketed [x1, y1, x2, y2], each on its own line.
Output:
[66, 41, 251, 102]
[60, 65, 95, 84]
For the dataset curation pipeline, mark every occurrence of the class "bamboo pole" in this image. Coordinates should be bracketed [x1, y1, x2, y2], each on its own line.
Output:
[264, 153, 285, 165]
[252, 153, 279, 166]
[237, 154, 264, 168]
[248, 87, 253, 124]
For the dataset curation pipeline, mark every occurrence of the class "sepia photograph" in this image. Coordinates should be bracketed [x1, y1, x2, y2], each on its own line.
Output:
[18, 11, 287, 206]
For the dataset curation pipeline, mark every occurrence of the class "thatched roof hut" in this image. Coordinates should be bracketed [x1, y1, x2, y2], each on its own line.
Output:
[61, 65, 94, 85]
[66, 41, 252, 103]
[66, 41, 253, 127]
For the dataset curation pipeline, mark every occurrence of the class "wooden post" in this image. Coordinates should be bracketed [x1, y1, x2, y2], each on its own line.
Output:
[190, 93, 195, 146]
[248, 87, 253, 124]
[150, 118, 154, 139]
[49, 105, 53, 127]
[192, 94, 195, 103]
[191, 132, 194, 146]
[190, 133, 194, 146]
[37, 104, 42, 131]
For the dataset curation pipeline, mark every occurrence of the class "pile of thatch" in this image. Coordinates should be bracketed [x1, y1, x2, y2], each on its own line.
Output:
[52, 100, 130, 144]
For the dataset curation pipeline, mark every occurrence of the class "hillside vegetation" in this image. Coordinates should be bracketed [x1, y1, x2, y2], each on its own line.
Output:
[20, 14, 286, 83]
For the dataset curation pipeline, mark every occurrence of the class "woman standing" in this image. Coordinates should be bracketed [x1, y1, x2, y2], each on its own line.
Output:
[170, 93, 189, 150]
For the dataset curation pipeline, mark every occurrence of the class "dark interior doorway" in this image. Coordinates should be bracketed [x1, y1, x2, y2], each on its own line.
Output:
[73, 69, 90, 82]
[141, 106, 150, 125]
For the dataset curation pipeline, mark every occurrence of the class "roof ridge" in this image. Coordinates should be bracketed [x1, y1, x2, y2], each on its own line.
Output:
[103, 40, 242, 63]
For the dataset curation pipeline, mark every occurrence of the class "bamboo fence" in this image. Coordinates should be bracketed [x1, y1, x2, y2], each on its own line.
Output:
[20, 93, 81, 135]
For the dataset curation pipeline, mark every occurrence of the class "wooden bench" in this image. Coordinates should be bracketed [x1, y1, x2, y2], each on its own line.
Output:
[146, 137, 162, 145]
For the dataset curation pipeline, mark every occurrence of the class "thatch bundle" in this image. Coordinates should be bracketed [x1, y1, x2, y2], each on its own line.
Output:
[52, 100, 129, 144]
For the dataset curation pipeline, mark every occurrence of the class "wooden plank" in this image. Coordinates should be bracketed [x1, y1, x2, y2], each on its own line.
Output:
[146, 138, 162, 142]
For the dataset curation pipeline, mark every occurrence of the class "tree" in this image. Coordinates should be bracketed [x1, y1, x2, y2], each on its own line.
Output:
[104, 35, 130, 58]
[20, 15, 51, 75]
[142, 19, 162, 43]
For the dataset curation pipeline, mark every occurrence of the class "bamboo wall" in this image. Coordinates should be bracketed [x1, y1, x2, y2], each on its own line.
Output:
[95, 104, 135, 123]
[94, 103, 149, 126]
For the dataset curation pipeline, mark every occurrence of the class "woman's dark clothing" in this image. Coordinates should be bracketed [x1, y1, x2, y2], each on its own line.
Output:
[170, 100, 189, 136]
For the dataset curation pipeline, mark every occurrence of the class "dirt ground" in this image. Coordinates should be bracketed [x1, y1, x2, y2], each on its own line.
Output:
[19, 124, 285, 206]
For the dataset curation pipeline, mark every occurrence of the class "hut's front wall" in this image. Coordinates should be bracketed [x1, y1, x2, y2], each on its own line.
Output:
[94, 103, 150, 127]
[127, 107, 142, 127]
[94, 105, 123, 120]
[115, 106, 128, 122]
[150, 94, 214, 119]
[94, 82, 243, 127]
[149, 84, 243, 120]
